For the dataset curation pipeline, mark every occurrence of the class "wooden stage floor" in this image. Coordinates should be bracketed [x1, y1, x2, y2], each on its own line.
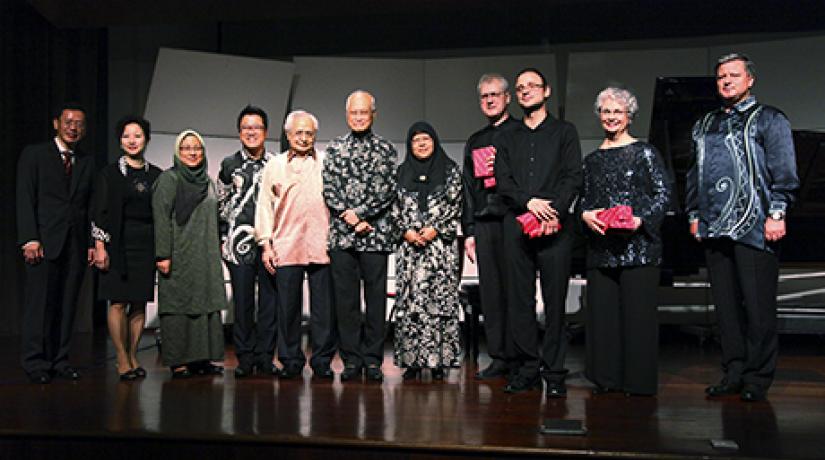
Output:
[0, 329, 824, 459]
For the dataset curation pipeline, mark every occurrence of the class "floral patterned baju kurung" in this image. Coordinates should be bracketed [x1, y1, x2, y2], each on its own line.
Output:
[392, 164, 463, 369]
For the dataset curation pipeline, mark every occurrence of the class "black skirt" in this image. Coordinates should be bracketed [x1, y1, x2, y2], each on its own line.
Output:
[98, 219, 156, 303]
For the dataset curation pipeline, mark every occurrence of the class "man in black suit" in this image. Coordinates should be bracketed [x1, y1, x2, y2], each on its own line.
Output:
[16, 103, 96, 383]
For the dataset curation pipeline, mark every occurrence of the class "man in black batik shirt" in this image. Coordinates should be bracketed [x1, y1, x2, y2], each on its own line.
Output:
[323, 90, 398, 383]
[462, 73, 520, 381]
[495, 68, 582, 397]
[218, 105, 279, 378]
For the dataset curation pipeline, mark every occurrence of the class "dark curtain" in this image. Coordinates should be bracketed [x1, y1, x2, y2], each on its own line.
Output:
[1, 0, 107, 336]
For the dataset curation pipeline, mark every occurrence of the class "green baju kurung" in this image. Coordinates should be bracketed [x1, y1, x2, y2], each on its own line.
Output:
[152, 170, 227, 366]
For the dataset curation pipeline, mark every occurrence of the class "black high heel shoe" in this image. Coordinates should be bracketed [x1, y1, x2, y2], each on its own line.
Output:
[402, 367, 420, 380]
[133, 367, 147, 378]
[119, 369, 137, 381]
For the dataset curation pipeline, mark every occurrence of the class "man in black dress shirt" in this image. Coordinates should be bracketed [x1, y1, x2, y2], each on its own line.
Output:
[16, 103, 96, 384]
[495, 68, 582, 396]
[462, 73, 520, 380]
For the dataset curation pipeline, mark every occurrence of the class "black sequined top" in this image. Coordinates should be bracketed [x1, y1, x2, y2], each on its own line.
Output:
[579, 141, 671, 268]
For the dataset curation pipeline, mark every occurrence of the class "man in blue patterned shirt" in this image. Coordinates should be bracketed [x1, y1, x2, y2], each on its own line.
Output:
[323, 90, 398, 382]
[686, 53, 799, 402]
[218, 105, 279, 378]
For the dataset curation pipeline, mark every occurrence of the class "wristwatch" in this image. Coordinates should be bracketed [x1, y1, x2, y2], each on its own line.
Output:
[770, 210, 785, 221]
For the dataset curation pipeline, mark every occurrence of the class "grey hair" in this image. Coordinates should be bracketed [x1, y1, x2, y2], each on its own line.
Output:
[345, 90, 376, 112]
[477, 73, 509, 93]
[283, 110, 319, 132]
[594, 87, 639, 119]
[715, 52, 756, 78]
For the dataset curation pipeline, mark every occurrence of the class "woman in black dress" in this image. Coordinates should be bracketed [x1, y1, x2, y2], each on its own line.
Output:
[92, 116, 161, 380]
[579, 87, 671, 396]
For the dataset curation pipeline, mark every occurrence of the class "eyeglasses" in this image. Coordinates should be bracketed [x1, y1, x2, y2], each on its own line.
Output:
[515, 82, 544, 93]
[179, 146, 204, 152]
[479, 91, 505, 100]
[241, 125, 265, 131]
[599, 108, 627, 116]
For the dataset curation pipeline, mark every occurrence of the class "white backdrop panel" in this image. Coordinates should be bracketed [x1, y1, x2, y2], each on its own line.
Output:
[567, 48, 707, 140]
[709, 36, 825, 130]
[292, 57, 425, 142]
[144, 48, 294, 137]
[423, 54, 557, 142]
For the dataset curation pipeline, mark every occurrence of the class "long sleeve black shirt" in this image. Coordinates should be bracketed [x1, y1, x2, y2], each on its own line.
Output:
[494, 113, 582, 222]
[461, 116, 520, 236]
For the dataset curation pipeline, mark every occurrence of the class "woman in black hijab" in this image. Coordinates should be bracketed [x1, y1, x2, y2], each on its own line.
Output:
[392, 121, 463, 381]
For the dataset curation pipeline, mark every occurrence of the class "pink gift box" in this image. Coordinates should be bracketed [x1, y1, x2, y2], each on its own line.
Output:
[516, 212, 562, 238]
[483, 177, 497, 188]
[472, 146, 495, 178]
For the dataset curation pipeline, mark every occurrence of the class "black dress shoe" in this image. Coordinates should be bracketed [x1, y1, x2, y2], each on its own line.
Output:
[29, 371, 51, 384]
[340, 365, 362, 382]
[133, 367, 147, 378]
[119, 369, 138, 381]
[431, 368, 446, 381]
[193, 362, 224, 376]
[705, 381, 743, 397]
[503, 374, 541, 394]
[402, 367, 421, 380]
[312, 367, 333, 379]
[475, 362, 508, 380]
[280, 365, 304, 379]
[55, 367, 80, 380]
[234, 364, 252, 378]
[545, 381, 567, 398]
[740, 386, 766, 402]
[591, 386, 618, 395]
[312, 367, 334, 380]
[365, 365, 383, 382]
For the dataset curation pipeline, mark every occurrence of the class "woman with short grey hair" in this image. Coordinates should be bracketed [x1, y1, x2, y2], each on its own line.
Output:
[579, 87, 671, 396]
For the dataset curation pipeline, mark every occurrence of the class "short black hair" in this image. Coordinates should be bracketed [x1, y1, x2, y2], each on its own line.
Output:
[116, 115, 152, 142]
[237, 105, 269, 131]
[53, 101, 86, 120]
[515, 67, 548, 88]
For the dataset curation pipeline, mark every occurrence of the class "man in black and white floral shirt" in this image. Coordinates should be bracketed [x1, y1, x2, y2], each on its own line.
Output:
[323, 90, 398, 382]
[218, 105, 279, 378]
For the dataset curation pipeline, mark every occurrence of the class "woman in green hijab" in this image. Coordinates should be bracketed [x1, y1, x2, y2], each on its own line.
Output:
[152, 129, 227, 378]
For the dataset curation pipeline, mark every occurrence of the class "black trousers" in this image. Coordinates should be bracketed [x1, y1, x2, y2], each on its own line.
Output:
[21, 232, 86, 375]
[275, 264, 337, 370]
[329, 250, 388, 368]
[503, 215, 573, 381]
[227, 248, 278, 367]
[704, 238, 779, 392]
[475, 219, 512, 364]
[585, 265, 660, 395]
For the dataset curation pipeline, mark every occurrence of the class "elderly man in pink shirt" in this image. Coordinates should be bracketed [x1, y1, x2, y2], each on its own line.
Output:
[255, 110, 337, 380]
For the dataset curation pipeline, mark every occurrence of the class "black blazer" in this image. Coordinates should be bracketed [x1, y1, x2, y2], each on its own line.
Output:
[16, 140, 95, 260]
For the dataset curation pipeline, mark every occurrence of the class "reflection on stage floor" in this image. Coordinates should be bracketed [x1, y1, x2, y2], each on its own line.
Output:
[0, 330, 824, 459]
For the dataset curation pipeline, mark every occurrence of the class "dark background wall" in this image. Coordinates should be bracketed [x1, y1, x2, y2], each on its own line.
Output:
[1, 0, 107, 335]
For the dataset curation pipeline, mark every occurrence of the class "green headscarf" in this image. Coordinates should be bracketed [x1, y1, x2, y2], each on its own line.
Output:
[173, 129, 209, 226]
